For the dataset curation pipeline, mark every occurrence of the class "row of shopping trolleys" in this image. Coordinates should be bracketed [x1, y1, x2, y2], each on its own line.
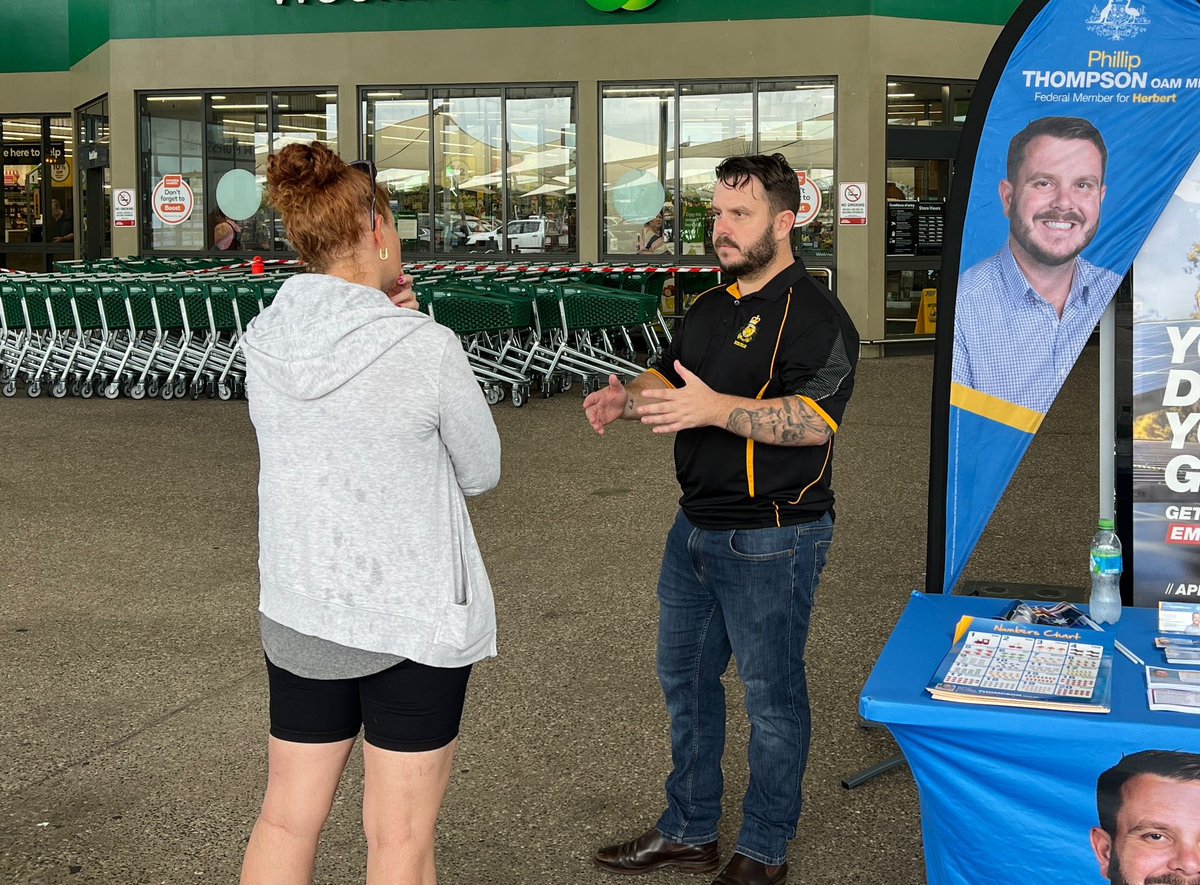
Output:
[0, 269, 672, 404]
[0, 274, 282, 399]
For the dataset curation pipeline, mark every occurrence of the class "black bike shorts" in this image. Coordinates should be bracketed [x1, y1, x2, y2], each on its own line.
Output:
[265, 656, 472, 752]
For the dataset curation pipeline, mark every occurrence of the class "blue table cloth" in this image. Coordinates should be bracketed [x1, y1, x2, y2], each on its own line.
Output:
[860, 591, 1199, 884]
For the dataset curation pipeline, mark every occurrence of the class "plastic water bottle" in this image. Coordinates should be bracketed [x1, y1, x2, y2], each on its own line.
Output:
[1089, 518, 1123, 625]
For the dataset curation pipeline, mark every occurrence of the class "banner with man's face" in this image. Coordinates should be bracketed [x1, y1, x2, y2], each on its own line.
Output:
[933, 0, 1200, 593]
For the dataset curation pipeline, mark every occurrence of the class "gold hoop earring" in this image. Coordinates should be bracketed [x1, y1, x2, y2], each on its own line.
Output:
[379, 247, 389, 261]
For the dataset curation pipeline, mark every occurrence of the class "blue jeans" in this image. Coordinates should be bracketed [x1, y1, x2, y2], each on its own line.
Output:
[654, 510, 834, 867]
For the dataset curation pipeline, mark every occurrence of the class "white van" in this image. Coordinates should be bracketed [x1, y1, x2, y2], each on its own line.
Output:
[467, 217, 568, 252]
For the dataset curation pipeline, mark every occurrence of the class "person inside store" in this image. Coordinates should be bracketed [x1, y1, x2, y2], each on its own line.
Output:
[212, 209, 242, 251]
[582, 153, 859, 885]
[952, 116, 1121, 414]
[1090, 749, 1200, 885]
[238, 141, 501, 885]
[638, 213, 671, 255]
[46, 198, 74, 243]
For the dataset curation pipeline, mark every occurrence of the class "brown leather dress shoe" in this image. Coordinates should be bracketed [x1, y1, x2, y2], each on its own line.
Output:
[710, 853, 787, 884]
[594, 826, 720, 875]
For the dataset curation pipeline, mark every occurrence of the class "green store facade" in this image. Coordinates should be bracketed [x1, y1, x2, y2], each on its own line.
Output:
[0, 0, 1020, 348]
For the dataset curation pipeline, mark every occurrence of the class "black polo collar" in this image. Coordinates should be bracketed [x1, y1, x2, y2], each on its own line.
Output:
[724, 258, 809, 303]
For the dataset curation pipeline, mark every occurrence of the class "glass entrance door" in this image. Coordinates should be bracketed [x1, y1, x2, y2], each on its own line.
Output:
[78, 96, 111, 260]
[0, 114, 76, 272]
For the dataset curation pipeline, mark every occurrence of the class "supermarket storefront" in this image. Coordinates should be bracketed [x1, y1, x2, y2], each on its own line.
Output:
[0, 0, 1013, 347]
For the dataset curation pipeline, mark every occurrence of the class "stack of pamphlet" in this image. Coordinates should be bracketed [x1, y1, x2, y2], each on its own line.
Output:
[1145, 665, 1200, 714]
[1153, 602, 1200, 666]
[926, 604, 1114, 714]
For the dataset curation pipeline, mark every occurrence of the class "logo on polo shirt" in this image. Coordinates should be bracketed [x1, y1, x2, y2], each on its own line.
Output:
[734, 315, 761, 349]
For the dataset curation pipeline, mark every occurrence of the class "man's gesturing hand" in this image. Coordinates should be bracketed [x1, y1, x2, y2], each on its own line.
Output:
[638, 361, 724, 434]
[583, 374, 630, 435]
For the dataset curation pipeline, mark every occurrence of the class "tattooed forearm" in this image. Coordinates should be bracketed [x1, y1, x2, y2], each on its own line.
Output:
[725, 397, 831, 446]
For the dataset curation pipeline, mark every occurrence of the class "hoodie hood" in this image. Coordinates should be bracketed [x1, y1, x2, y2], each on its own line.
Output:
[242, 273, 432, 400]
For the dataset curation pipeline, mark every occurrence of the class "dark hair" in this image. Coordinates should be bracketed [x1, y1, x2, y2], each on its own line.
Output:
[1007, 116, 1108, 183]
[1096, 750, 1200, 837]
[266, 141, 390, 274]
[714, 153, 801, 218]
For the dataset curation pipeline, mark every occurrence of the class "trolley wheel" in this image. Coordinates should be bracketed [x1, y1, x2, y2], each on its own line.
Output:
[174, 378, 188, 398]
[483, 384, 503, 406]
[511, 384, 528, 408]
[104, 382, 120, 399]
[147, 377, 160, 399]
[129, 383, 146, 400]
[558, 375, 572, 393]
[51, 380, 68, 398]
[217, 382, 233, 401]
[2, 380, 16, 397]
[161, 382, 175, 400]
[80, 380, 94, 399]
[190, 380, 202, 401]
[232, 378, 245, 399]
[27, 381, 41, 398]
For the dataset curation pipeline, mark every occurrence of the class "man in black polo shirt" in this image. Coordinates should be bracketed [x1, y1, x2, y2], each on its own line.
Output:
[585, 154, 858, 885]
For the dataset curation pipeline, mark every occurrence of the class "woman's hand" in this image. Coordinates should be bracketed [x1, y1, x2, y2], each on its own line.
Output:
[386, 273, 418, 311]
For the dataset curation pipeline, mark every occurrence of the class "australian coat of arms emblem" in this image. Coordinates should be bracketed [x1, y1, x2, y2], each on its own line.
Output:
[1087, 0, 1149, 40]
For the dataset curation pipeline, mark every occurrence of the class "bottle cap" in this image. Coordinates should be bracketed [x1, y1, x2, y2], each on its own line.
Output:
[1098, 518, 1115, 530]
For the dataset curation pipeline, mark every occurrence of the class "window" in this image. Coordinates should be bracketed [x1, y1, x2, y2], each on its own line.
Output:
[601, 79, 835, 261]
[886, 79, 974, 128]
[1, 114, 77, 272]
[138, 89, 336, 254]
[363, 85, 577, 258]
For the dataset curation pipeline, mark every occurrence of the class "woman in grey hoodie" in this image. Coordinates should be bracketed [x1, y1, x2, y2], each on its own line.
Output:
[239, 142, 500, 885]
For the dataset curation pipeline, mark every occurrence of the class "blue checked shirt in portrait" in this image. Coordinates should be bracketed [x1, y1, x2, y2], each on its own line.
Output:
[952, 245, 1121, 414]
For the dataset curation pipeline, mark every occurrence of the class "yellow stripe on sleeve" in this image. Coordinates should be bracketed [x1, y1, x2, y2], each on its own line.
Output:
[798, 396, 838, 433]
[950, 383, 1044, 434]
[746, 439, 755, 498]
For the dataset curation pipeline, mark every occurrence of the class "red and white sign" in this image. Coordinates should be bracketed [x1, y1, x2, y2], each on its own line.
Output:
[838, 182, 868, 225]
[793, 171, 823, 227]
[152, 174, 194, 226]
[113, 187, 137, 229]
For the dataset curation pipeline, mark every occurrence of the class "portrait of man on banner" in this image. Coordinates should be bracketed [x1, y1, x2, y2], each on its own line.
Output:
[1090, 749, 1200, 884]
[952, 116, 1123, 414]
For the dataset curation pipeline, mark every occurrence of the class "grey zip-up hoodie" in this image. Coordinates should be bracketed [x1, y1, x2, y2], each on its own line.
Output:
[242, 273, 501, 667]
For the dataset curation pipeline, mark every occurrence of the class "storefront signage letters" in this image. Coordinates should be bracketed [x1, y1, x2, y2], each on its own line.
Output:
[837, 181, 867, 225]
[152, 175, 194, 226]
[1, 142, 66, 164]
[113, 188, 137, 228]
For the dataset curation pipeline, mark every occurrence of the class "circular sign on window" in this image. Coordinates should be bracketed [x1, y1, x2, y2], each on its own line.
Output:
[794, 171, 822, 227]
[611, 171, 665, 225]
[216, 168, 262, 221]
[152, 175, 195, 226]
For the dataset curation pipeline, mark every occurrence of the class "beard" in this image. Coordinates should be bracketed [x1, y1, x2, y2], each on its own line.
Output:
[1109, 850, 1200, 885]
[1010, 207, 1100, 268]
[714, 224, 778, 278]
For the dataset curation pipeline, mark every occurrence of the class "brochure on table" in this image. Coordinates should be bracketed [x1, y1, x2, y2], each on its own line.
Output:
[927, 615, 1114, 713]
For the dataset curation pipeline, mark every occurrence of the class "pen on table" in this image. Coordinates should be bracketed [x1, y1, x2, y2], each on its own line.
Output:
[1114, 640, 1144, 667]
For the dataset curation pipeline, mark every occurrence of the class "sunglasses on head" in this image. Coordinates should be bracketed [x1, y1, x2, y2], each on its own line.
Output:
[349, 160, 379, 230]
